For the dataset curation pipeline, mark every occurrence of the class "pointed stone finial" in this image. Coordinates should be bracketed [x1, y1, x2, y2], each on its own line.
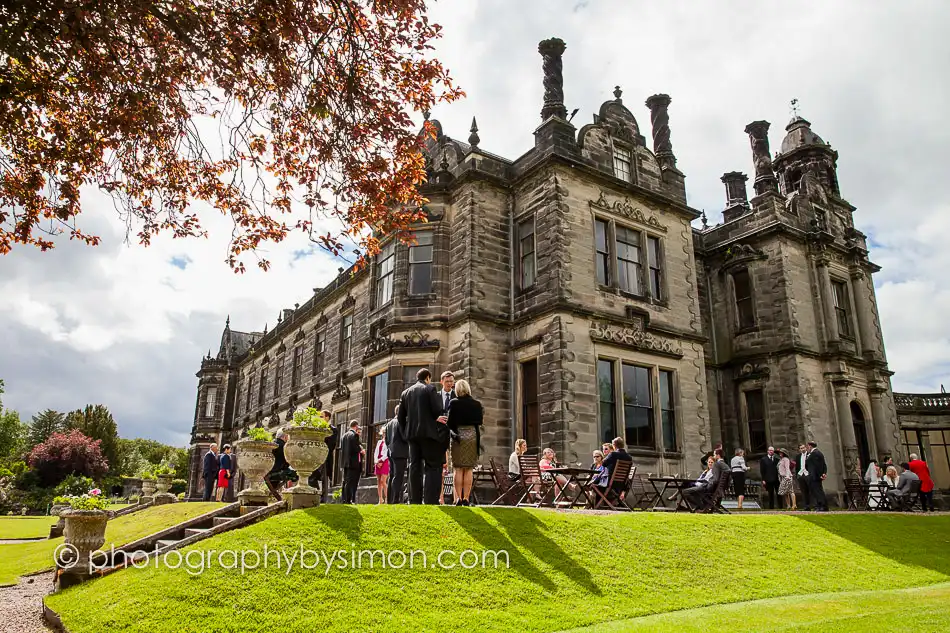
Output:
[701, 210, 708, 230]
[225, 315, 230, 328]
[613, 86, 623, 101]
[263, 323, 268, 334]
[277, 312, 282, 323]
[468, 117, 480, 148]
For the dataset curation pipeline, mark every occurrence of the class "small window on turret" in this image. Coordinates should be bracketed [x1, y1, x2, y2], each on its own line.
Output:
[613, 147, 632, 182]
[785, 169, 803, 195]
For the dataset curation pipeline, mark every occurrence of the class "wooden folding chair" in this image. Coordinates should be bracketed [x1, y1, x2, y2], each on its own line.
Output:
[586, 460, 634, 511]
[844, 478, 868, 511]
[628, 474, 659, 510]
[488, 457, 524, 506]
[696, 471, 732, 514]
[516, 454, 554, 507]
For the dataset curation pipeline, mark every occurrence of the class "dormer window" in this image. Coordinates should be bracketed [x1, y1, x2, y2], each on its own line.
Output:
[613, 147, 632, 182]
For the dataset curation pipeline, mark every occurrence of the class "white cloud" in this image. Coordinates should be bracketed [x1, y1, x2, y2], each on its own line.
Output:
[2, 0, 949, 444]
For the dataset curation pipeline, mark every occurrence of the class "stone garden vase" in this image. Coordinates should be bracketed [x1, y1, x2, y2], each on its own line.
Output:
[234, 439, 278, 504]
[141, 479, 157, 497]
[61, 509, 108, 574]
[49, 504, 68, 538]
[283, 425, 331, 494]
[155, 474, 173, 494]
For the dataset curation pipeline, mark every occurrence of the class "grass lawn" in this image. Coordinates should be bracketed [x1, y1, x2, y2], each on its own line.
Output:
[46, 507, 950, 633]
[0, 515, 58, 539]
[0, 502, 222, 586]
[106, 502, 133, 511]
[559, 582, 950, 632]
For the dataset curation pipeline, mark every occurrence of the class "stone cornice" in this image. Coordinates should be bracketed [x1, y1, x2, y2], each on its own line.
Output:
[589, 319, 684, 358]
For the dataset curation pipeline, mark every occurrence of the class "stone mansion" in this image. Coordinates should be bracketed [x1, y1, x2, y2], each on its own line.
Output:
[186, 38, 903, 500]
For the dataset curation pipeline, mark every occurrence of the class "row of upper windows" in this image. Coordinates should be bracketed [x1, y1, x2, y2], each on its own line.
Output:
[729, 268, 855, 338]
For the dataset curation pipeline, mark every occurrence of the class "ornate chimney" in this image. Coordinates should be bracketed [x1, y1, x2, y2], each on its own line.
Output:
[744, 121, 778, 195]
[721, 171, 750, 222]
[645, 94, 676, 170]
[538, 38, 568, 120]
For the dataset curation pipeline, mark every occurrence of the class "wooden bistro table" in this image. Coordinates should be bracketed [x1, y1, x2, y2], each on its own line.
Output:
[546, 466, 598, 509]
[648, 477, 697, 512]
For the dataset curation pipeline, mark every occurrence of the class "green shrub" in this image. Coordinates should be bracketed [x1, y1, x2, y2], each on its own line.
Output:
[170, 478, 187, 494]
[54, 475, 95, 497]
[247, 427, 274, 442]
[292, 407, 331, 430]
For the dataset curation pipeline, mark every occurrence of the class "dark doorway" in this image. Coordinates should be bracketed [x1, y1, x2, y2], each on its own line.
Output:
[851, 401, 871, 471]
[521, 359, 540, 452]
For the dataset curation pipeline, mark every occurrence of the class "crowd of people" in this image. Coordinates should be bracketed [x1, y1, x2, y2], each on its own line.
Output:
[199, 368, 939, 513]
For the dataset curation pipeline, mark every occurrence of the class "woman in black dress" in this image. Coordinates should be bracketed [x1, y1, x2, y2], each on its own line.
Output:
[447, 379, 483, 506]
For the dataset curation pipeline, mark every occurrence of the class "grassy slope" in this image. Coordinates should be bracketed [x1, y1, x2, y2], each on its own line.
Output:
[560, 583, 950, 632]
[47, 507, 950, 633]
[0, 516, 58, 539]
[0, 502, 222, 585]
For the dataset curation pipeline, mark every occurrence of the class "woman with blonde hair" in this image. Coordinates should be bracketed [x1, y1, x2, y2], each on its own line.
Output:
[447, 378, 484, 506]
[509, 438, 528, 480]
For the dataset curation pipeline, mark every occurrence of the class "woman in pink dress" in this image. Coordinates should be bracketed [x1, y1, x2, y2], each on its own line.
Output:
[373, 436, 390, 504]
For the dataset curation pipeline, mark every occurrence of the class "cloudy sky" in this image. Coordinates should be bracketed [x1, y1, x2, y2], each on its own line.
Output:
[2, 1, 948, 447]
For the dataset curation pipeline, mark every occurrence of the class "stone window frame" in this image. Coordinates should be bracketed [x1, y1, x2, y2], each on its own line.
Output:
[612, 143, 633, 183]
[830, 276, 855, 341]
[729, 267, 757, 334]
[204, 386, 217, 419]
[517, 215, 537, 291]
[258, 365, 268, 407]
[739, 384, 770, 456]
[592, 214, 668, 307]
[407, 229, 435, 297]
[312, 329, 326, 376]
[374, 240, 396, 308]
[244, 370, 253, 414]
[338, 313, 354, 363]
[273, 353, 284, 398]
[595, 354, 682, 457]
[290, 345, 304, 390]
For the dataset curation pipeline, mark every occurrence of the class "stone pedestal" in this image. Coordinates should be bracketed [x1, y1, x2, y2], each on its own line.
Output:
[234, 438, 278, 507]
[237, 489, 268, 507]
[284, 487, 320, 510]
[152, 493, 177, 505]
[140, 496, 154, 505]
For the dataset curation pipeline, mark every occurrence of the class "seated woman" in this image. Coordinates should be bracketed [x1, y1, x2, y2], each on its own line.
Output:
[590, 450, 608, 488]
[539, 447, 571, 495]
[882, 466, 900, 489]
[508, 438, 527, 481]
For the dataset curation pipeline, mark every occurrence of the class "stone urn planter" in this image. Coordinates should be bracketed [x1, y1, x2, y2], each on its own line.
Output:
[283, 425, 332, 509]
[141, 478, 157, 500]
[153, 474, 177, 505]
[234, 438, 278, 506]
[57, 509, 108, 589]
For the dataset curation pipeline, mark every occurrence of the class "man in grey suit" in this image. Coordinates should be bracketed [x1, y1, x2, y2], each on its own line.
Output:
[886, 463, 920, 511]
[385, 404, 409, 504]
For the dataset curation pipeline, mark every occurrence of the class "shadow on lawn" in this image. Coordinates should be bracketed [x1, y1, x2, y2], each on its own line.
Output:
[308, 504, 363, 543]
[440, 507, 601, 596]
[797, 514, 950, 578]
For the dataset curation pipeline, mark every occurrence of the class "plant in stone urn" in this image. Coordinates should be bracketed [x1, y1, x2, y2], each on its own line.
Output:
[283, 408, 332, 503]
[59, 489, 109, 577]
[140, 469, 157, 498]
[153, 464, 175, 493]
[234, 428, 277, 505]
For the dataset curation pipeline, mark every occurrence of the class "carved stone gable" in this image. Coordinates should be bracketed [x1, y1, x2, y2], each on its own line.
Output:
[590, 192, 667, 232]
[589, 320, 683, 358]
[294, 329, 305, 342]
[339, 295, 356, 314]
[331, 373, 351, 403]
[735, 363, 771, 382]
[316, 314, 328, 328]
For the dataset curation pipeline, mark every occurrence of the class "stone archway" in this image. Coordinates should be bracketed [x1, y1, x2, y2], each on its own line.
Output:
[851, 401, 872, 473]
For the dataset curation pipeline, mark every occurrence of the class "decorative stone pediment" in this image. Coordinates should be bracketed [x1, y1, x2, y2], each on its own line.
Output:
[735, 362, 770, 382]
[590, 192, 667, 232]
[339, 295, 356, 313]
[721, 243, 767, 272]
[589, 320, 683, 358]
[316, 314, 327, 328]
[277, 341, 286, 354]
[294, 329, 305, 342]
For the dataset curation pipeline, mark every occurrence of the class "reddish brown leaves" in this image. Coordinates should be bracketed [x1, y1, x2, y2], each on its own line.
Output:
[0, 0, 462, 270]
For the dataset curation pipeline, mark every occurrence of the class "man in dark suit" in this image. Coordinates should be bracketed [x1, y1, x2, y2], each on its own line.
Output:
[794, 444, 811, 511]
[399, 368, 449, 505]
[201, 443, 219, 501]
[805, 440, 828, 511]
[759, 446, 781, 509]
[385, 404, 409, 504]
[340, 421, 363, 504]
[599, 436, 634, 496]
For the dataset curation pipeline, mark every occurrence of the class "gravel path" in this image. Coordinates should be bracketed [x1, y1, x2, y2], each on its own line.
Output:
[0, 574, 55, 632]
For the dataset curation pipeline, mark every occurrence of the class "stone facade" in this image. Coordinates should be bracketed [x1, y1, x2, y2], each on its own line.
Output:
[186, 38, 902, 501]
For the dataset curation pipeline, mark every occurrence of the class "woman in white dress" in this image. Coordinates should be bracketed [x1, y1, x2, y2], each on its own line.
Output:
[865, 460, 882, 509]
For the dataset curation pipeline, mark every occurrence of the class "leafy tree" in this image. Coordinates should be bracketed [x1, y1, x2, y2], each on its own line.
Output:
[0, 1, 462, 271]
[28, 409, 66, 448]
[65, 405, 120, 473]
[0, 380, 29, 459]
[27, 429, 109, 486]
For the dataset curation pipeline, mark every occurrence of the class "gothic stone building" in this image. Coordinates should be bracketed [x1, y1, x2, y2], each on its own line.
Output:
[186, 38, 902, 501]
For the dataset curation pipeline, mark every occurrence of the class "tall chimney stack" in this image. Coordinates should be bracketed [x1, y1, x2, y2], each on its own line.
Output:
[538, 38, 568, 120]
[721, 171, 750, 222]
[645, 94, 676, 170]
[744, 121, 778, 196]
